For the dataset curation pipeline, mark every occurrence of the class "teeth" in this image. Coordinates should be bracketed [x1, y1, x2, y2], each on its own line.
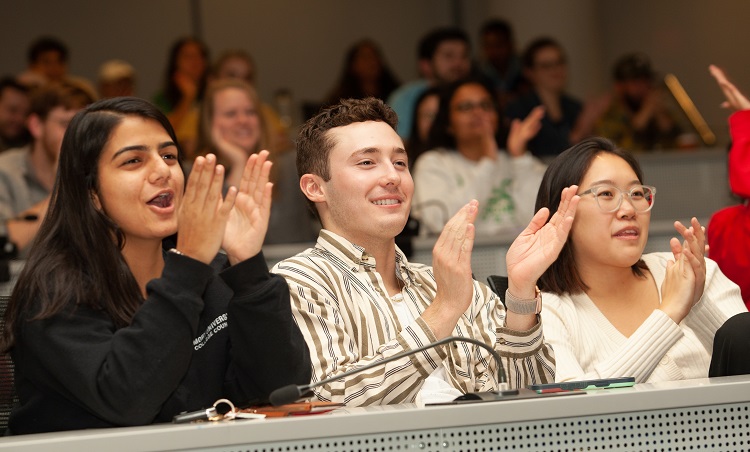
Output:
[373, 199, 399, 206]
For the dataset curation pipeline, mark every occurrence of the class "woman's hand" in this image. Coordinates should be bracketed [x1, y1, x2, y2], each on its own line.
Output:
[211, 123, 248, 168]
[177, 154, 237, 264]
[422, 200, 478, 339]
[505, 185, 579, 298]
[669, 217, 707, 306]
[222, 150, 274, 265]
[506, 106, 544, 157]
[659, 247, 697, 324]
[709, 64, 750, 111]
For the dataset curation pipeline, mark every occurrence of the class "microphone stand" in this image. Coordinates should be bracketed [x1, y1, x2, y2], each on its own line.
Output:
[269, 335, 519, 406]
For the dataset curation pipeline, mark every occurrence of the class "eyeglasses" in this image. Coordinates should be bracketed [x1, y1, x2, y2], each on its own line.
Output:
[453, 100, 495, 113]
[579, 184, 656, 213]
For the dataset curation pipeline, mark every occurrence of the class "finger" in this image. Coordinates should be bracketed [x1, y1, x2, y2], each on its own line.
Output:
[669, 237, 682, 260]
[254, 160, 273, 206]
[681, 243, 703, 277]
[195, 154, 218, 206]
[691, 217, 706, 252]
[220, 186, 238, 218]
[260, 181, 273, 220]
[457, 223, 476, 266]
[184, 156, 205, 204]
[249, 151, 269, 194]
[240, 153, 259, 194]
[205, 163, 225, 210]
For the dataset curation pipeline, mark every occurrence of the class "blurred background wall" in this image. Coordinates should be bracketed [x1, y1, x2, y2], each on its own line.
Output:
[1, 0, 747, 145]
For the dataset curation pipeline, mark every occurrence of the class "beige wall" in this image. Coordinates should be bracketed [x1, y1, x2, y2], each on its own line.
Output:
[2, 0, 748, 144]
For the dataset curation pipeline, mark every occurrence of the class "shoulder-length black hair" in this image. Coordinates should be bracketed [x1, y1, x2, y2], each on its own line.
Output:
[161, 36, 209, 109]
[325, 39, 401, 106]
[1, 97, 182, 352]
[426, 77, 501, 151]
[535, 137, 648, 295]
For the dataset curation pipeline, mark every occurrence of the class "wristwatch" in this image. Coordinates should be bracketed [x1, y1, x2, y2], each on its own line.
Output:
[504, 286, 542, 315]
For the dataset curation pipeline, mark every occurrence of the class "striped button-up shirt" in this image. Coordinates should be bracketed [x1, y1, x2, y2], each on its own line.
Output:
[272, 230, 554, 406]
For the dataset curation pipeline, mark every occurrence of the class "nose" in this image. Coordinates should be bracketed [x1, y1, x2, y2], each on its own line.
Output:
[148, 155, 171, 184]
[617, 193, 637, 218]
[380, 162, 401, 187]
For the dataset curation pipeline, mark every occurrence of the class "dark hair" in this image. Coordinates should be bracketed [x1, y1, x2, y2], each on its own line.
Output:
[0, 77, 30, 97]
[406, 86, 441, 167]
[535, 137, 648, 295]
[27, 36, 69, 64]
[418, 27, 470, 61]
[1, 97, 182, 353]
[426, 77, 500, 150]
[161, 37, 209, 110]
[521, 37, 565, 69]
[480, 19, 514, 40]
[325, 39, 400, 106]
[613, 52, 654, 82]
[30, 79, 96, 120]
[296, 97, 398, 217]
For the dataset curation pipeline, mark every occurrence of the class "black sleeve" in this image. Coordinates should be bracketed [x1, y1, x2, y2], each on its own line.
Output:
[17, 252, 214, 425]
[219, 251, 312, 404]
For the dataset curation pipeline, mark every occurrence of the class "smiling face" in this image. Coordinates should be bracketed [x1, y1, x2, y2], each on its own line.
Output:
[95, 115, 184, 245]
[305, 120, 412, 246]
[212, 86, 261, 152]
[571, 152, 650, 271]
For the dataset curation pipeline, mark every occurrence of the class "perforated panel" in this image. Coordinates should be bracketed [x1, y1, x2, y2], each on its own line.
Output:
[195, 402, 750, 452]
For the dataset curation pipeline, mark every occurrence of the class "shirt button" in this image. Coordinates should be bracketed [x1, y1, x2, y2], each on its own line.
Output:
[660, 356, 670, 365]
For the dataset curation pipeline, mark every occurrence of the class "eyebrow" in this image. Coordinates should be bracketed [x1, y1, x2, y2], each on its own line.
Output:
[349, 146, 407, 158]
[111, 141, 176, 160]
[587, 179, 642, 187]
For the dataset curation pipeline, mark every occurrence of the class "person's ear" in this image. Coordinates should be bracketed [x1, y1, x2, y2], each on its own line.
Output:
[90, 190, 102, 211]
[27, 114, 43, 140]
[299, 173, 326, 203]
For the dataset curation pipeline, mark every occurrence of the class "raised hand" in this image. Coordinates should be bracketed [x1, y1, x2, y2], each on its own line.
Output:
[669, 217, 707, 306]
[177, 154, 237, 264]
[222, 150, 274, 265]
[422, 200, 478, 339]
[507, 106, 544, 157]
[709, 64, 750, 111]
[659, 248, 697, 324]
[505, 185, 579, 298]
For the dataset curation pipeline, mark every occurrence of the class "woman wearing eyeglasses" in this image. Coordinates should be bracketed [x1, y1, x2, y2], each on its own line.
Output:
[527, 137, 746, 383]
[413, 77, 547, 236]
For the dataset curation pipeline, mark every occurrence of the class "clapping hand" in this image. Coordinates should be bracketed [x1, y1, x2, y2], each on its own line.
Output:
[709, 64, 750, 111]
[507, 106, 544, 157]
[177, 154, 237, 264]
[505, 185, 579, 298]
[222, 150, 274, 265]
[422, 200, 478, 339]
[669, 217, 707, 307]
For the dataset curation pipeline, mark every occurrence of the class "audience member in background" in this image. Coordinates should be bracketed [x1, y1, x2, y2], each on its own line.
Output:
[506, 37, 583, 157]
[273, 97, 563, 406]
[325, 39, 400, 106]
[197, 79, 318, 244]
[153, 37, 210, 157]
[97, 59, 136, 99]
[0, 81, 95, 257]
[707, 64, 750, 310]
[210, 49, 291, 152]
[0, 97, 310, 435]
[591, 53, 682, 151]
[388, 27, 472, 139]
[17, 36, 97, 96]
[413, 78, 546, 236]
[535, 137, 747, 383]
[17, 37, 69, 87]
[0, 78, 31, 152]
[478, 18, 524, 110]
[405, 86, 440, 168]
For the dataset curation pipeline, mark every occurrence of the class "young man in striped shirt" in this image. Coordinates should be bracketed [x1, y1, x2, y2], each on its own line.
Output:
[273, 97, 577, 406]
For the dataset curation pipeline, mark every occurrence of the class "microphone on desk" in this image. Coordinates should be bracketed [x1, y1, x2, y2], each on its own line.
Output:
[268, 335, 519, 406]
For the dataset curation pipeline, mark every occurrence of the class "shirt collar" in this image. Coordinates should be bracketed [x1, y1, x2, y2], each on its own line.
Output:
[315, 229, 418, 286]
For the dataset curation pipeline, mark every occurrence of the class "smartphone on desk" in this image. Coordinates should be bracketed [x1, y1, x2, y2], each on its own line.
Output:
[527, 377, 635, 394]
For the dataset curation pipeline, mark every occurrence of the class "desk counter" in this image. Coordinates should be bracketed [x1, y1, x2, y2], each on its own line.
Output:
[2, 375, 749, 451]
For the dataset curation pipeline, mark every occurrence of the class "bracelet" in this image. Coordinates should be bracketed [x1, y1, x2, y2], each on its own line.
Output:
[504, 286, 542, 315]
[168, 248, 184, 256]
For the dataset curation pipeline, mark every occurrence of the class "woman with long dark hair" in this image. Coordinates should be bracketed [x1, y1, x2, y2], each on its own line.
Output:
[0, 97, 310, 434]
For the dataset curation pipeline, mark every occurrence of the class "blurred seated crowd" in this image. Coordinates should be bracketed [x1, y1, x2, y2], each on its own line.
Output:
[0, 20, 728, 259]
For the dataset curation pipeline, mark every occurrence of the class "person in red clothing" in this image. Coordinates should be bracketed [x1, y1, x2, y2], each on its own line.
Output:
[707, 65, 750, 310]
